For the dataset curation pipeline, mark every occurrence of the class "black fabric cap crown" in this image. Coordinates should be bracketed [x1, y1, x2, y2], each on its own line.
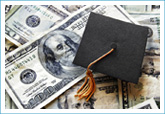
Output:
[73, 12, 149, 83]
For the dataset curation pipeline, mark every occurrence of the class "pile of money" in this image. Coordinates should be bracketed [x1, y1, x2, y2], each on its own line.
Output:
[5, 5, 160, 109]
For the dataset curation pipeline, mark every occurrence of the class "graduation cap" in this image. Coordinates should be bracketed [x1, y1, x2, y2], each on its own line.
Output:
[73, 12, 151, 101]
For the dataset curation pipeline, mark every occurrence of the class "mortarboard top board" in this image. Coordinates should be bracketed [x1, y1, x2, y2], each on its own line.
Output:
[73, 12, 150, 84]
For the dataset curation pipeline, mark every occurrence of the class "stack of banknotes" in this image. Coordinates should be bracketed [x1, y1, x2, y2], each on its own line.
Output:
[5, 5, 160, 109]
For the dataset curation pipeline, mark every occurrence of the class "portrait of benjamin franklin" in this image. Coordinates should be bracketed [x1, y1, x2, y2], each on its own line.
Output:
[38, 30, 85, 79]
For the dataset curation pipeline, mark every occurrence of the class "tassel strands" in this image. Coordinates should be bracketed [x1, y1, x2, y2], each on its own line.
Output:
[75, 69, 96, 101]
[75, 48, 115, 101]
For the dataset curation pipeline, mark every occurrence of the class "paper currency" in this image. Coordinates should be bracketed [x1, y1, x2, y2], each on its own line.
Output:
[46, 74, 119, 109]
[5, 5, 87, 110]
[54, 5, 85, 14]
[5, 5, 85, 54]
[122, 5, 151, 12]
[5, 5, 18, 109]
[118, 11, 160, 109]
[5, 5, 140, 109]
[61, 5, 85, 13]
[118, 73, 160, 109]
[129, 98, 158, 109]
[5, 5, 70, 46]
[5, 5, 85, 109]
[5, 40, 18, 108]
[5, 91, 17, 109]
[5, 5, 18, 55]
[122, 5, 160, 13]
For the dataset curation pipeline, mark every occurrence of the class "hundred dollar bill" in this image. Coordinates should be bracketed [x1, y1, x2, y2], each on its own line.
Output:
[5, 5, 140, 109]
[5, 5, 85, 109]
[5, 5, 84, 109]
[4, 5, 86, 109]
[5, 5, 70, 46]
[129, 98, 158, 109]
[118, 11, 160, 109]
[46, 73, 119, 109]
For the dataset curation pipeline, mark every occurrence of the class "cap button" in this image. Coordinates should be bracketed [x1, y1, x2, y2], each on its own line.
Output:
[111, 43, 117, 49]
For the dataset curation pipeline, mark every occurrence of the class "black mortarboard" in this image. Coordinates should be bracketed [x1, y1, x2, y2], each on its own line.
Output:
[73, 12, 150, 84]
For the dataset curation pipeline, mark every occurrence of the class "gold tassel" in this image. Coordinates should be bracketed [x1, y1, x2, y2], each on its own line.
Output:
[75, 48, 115, 101]
[75, 69, 96, 101]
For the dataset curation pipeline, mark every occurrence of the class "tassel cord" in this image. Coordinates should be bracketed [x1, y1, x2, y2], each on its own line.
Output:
[75, 48, 115, 101]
